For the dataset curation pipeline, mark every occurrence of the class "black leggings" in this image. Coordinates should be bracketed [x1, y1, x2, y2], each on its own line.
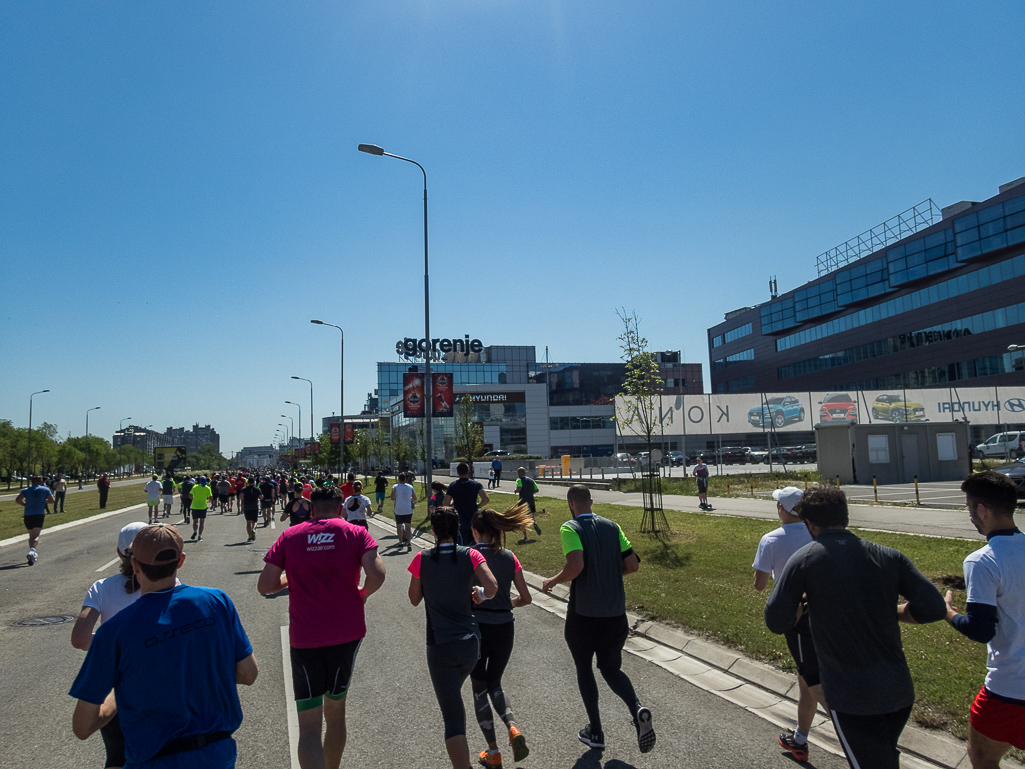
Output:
[564, 611, 639, 734]
[427, 637, 479, 739]
[830, 705, 912, 769]
[471, 622, 517, 744]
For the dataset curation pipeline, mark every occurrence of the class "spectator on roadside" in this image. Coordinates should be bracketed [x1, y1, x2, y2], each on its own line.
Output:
[52, 473, 68, 514]
[97, 474, 111, 509]
[944, 472, 1025, 769]
[491, 456, 503, 487]
[70, 524, 258, 767]
[764, 487, 946, 769]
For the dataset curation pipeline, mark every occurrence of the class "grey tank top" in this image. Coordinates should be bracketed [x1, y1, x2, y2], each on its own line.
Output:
[564, 514, 627, 618]
[472, 545, 517, 624]
[419, 544, 480, 645]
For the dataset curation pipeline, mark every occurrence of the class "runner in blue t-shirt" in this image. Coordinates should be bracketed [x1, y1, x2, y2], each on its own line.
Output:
[16, 476, 55, 566]
[70, 524, 258, 768]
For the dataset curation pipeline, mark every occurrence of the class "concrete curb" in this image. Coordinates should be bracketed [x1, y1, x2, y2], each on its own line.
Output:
[365, 515, 1014, 769]
[0, 503, 148, 549]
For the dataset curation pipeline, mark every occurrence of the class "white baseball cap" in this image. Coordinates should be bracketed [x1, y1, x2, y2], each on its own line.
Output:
[118, 521, 149, 555]
[771, 486, 804, 513]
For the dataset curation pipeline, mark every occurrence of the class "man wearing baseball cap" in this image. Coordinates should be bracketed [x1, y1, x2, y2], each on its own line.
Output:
[70, 524, 258, 767]
[752, 486, 826, 763]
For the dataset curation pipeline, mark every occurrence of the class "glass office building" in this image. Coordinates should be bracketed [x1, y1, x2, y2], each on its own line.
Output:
[709, 179, 1025, 394]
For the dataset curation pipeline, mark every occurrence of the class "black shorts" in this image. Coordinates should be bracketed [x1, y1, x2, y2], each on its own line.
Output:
[290, 639, 363, 707]
[243, 509, 259, 522]
[395, 514, 412, 525]
[261, 500, 274, 509]
[696, 478, 709, 492]
[24, 515, 45, 531]
[564, 611, 629, 671]
[348, 519, 369, 530]
[784, 617, 820, 686]
[191, 508, 208, 520]
[218, 493, 230, 503]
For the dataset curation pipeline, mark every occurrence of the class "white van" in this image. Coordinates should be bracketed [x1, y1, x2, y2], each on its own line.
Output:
[976, 432, 1025, 459]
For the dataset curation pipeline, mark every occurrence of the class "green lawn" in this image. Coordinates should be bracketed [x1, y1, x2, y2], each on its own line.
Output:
[371, 484, 988, 742]
[0, 483, 148, 542]
[612, 471, 820, 498]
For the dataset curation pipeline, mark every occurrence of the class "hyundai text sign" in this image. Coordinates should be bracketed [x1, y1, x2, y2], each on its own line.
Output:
[396, 336, 483, 358]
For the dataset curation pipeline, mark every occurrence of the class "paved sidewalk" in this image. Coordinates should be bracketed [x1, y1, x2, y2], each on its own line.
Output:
[487, 482, 983, 540]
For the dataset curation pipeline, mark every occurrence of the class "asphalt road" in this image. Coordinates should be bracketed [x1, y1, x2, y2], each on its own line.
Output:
[0, 505, 855, 769]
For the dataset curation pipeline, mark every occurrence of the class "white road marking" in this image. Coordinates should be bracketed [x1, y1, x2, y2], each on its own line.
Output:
[0, 503, 148, 548]
[96, 558, 120, 572]
[280, 625, 301, 769]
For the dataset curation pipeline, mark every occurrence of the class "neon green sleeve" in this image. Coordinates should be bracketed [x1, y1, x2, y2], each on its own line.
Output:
[618, 524, 631, 552]
[560, 523, 582, 555]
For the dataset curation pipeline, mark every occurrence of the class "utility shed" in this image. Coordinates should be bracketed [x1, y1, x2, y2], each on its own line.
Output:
[816, 421, 972, 485]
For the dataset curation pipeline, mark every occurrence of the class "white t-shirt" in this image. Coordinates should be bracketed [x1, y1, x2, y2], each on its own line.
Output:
[964, 531, 1025, 699]
[82, 575, 181, 623]
[144, 480, 162, 501]
[393, 483, 415, 515]
[343, 495, 373, 522]
[752, 521, 813, 581]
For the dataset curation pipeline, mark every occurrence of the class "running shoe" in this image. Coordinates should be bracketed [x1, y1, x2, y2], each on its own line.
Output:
[477, 748, 502, 768]
[27, 549, 37, 566]
[197, 535, 203, 541]
[634, 706, 656, 753]
[577, 725, 605, 750]
[508, 725, 529, 762]
[190, 531, 197, 540]
[248, 533, 256, 543]
[778, 731, 809, 762]
[533, 521, 542, 535]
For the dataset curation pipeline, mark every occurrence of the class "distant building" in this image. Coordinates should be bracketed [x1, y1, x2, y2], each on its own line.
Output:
[236, 445, 279, 468]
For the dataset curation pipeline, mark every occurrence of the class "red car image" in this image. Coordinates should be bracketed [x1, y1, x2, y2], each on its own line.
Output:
[818, 392, 858, 424]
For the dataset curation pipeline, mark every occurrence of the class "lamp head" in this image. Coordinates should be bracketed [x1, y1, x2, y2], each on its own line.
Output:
[291, 376, 300, 380]
[358, 143, 384, 156]
[311, 319, 323, 325]
[1009, 344, 1021, 351]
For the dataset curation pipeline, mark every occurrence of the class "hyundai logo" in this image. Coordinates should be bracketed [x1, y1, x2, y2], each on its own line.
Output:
[1005, 398, 1025, 413]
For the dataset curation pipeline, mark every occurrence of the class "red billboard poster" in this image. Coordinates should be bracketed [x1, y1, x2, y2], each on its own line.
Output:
[329, 423, 341, 444]
[432, 372, 454, 417]
[403, 372, 425, 418]
[312, 442, 321, 455]
[344, 423, 355, 444]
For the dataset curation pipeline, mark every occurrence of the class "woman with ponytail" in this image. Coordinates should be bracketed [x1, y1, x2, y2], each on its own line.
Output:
[468, 504, 534, 768]
[408, 507, 498, 769]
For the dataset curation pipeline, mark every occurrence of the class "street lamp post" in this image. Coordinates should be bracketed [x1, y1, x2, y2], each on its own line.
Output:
[311, 320, 344, 476]
[286, 401, 302, 446]
[27, 389, 50, 478]
[358, 142, 434, 492]
[85, 406, 101, 485]
[119, 417, 133, 478]
[291, 376, 315, 449]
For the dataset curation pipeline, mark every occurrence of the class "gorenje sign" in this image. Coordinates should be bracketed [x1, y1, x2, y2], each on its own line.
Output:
[396, 336, 483, 357]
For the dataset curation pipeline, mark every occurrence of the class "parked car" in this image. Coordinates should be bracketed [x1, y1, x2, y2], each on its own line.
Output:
[993, 459, 1025, 499]
[763, 446, 798, 464]
[719, 446, 754, 465]
[636, 451, 653, 468]
[483, 450, 510, 457]
[871, 394, 926, 422]
[976, 431, 1025, 459]
[747, 446, 769, 463]
[818, 393, 858, 424]
[795, 444, 818, 462]
[747, 395, 806, 428]
[611, 452, 637, 467]
[663, 450, 686, 466]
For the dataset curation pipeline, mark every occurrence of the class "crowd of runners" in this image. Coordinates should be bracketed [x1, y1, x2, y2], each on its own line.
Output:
[11, 460, 1019, 769]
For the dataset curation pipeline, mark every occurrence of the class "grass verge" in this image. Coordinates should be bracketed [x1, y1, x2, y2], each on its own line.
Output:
[372, 483, 988, 743]
[0, 484, 148, 542]
[612, 471, 820, 498]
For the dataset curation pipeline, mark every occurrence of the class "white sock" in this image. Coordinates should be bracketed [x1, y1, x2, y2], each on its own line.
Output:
[793, 727, 808, 744]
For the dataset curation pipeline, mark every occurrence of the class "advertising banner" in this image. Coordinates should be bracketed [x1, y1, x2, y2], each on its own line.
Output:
[344, 423, 355, 444]
[432, 372, 454, 417]
[403, 372, 425, 418]
[329, 423, 341, 444]
[154, 446, 187, 470]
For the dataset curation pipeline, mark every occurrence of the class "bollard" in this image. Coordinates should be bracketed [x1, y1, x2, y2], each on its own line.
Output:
[726, 477, 731, 495]
[873, 475, 878, 503]
[590, 467, 593, 480]
[750, 476, 754, 497]
[776, 476, 781, 490]
[914, 475, 920, 505]
[804, 477, 808, 491]
[601, 467, 604, 480]
[836, 475, 840, 488]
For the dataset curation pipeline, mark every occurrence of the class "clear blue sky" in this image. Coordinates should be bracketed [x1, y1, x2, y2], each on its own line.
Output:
[2, 1, 1023, 454]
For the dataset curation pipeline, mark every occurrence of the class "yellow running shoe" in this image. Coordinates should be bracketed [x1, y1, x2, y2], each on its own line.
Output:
[478, 748, 502, 768]
[509, 725, 529, 762]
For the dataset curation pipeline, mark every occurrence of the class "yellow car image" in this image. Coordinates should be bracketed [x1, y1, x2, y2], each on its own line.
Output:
[871, 394, 926, 422]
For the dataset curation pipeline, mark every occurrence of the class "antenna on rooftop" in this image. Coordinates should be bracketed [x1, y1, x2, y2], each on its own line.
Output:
[769, 276, 778, 299]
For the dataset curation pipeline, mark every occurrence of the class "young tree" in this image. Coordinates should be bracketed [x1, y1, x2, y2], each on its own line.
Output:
[353, 429, 372, 473]
[455, 396, 485, 470]
[370, 422, 389, 472]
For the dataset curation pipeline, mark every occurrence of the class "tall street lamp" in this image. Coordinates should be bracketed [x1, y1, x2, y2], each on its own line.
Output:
[85, 406, 101, 484]
[311, 320, 344, 476]
[119, 417, 133, 478]
[358, 142, 434, 491]
[285, 401, 302, 445]
[291, 376, 315, 446]
[280, 415, 293, 446]
[27, 389, 50, 478]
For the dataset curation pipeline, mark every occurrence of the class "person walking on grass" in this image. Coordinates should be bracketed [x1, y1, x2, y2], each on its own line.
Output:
[542, 484, 655, 755]
[470, 503, 534, 768]
[764, 487, 946, 769]
[390, 472, 417, 551]
[944, 472, 1025, 769]
[692, 456, 710, 509]
[259, 486, 386, 769]
[16, 475, 55, 566]
[374, 470, 388, 514]
[408, 506, 498, 769]
[515, 467, 543, 541]
[752, 486, 827, 763]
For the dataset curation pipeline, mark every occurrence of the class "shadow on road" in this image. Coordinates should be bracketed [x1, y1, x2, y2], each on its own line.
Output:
[570, 749, 638, 769]
[0, 563, 27, 571]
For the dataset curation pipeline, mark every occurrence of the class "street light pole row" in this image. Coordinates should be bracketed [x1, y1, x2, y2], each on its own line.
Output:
[311, 320, 344, 477]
